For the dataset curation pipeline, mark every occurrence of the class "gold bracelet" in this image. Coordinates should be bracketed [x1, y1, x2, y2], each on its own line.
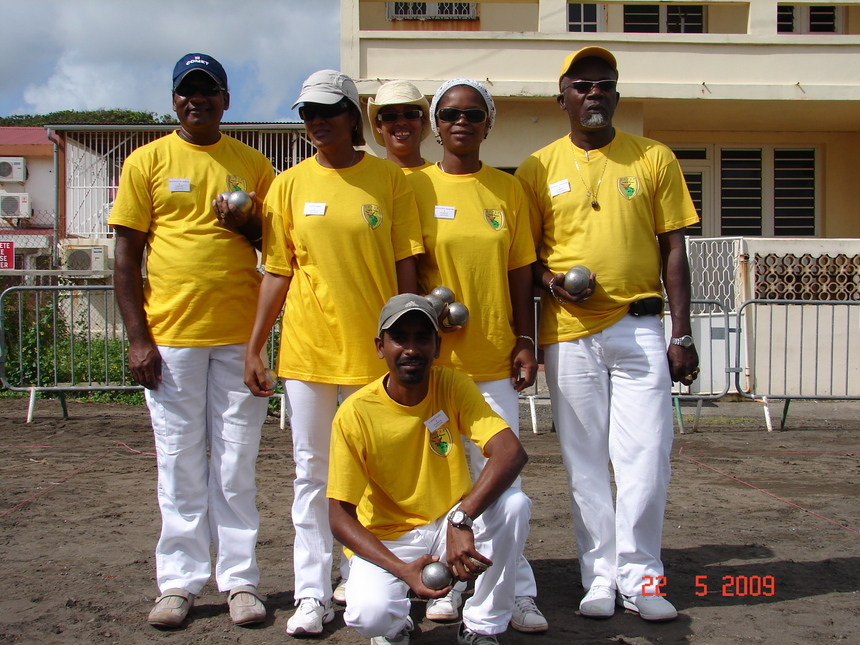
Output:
[516, 334, 534, 346]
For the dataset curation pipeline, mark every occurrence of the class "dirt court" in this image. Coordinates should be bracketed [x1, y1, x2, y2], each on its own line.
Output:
[1, 395, 859, 645]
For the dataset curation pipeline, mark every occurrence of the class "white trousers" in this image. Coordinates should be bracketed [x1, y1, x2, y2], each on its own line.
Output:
[344, 488, 532, 638]
[284, 380, 362, 601]
[465, 378, 537, 598]
[145, 344, 267, 594]
[544, 314, 673, 596]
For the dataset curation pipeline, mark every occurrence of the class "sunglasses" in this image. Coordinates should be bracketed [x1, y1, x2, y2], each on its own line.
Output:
[436, 108, 487, 124]
[561, 79, 617, 95]
[378, 109, 424, 122]
[298, 99, 350, 121]
[174, 83, 225, 97]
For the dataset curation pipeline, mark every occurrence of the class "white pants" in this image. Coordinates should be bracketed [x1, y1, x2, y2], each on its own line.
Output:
[544, 314, 673, 596]
[284, 380, 362, 601]
[465, 378, 537, 598]
[344, 488, 532, 638]
[145, 344, 267, 594]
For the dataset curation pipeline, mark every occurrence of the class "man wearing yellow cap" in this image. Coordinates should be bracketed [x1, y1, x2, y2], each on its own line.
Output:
[516, 46, 699, 622]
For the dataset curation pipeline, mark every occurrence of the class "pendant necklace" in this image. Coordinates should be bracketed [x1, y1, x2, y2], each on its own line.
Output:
[570, 135, 612, 210]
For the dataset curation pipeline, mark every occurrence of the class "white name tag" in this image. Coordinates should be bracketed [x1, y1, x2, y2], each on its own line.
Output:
[304, 202, 327, 216]
[549, 179, 571, 197]
[434, 205, 456, 220]
[424, 410, 450, 433]
[169, 178, 190, 192]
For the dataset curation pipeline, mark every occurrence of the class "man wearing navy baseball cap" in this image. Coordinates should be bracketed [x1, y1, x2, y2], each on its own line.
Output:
[109, 53, 275, 629]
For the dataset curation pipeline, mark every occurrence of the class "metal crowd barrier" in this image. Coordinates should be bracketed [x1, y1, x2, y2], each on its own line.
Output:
[734, 299, 860, 430]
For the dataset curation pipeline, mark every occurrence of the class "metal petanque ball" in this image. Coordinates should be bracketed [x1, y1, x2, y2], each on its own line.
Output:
[443, 302, 469, 328]
[563, 265, 591, 295]
[227, 190, 254, 215]
[264, 369, 279, 390]
[421, 561, 453, 590]
[430, 286, 456, 305]
[425, 294, 446, 317]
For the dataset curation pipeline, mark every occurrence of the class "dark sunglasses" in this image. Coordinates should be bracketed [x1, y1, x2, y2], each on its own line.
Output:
[436, 107, 487, 124]
[561, 79, 617, 95]
[298, 99, 350, 121]
[174, 83, 225, 97]
[378, 109, 424, 122]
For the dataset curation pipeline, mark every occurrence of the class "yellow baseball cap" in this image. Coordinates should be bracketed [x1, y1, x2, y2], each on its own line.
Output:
[558, 47, 617, 82]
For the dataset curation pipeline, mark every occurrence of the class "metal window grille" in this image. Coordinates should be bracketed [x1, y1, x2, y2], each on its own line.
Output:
[777, 5, 795, 32]
[778, 5, 840, 33]
[387, 2, 476, 20]
[773, 149, 815, 237]
[809, 5, 837, 32]
[720, 149, 762, 237]
[623, 4, 660, 32]
[666, 5, 704, 33]
[568, 3, 600, 32]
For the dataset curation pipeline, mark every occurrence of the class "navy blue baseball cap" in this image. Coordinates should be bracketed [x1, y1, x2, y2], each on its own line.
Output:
[173, 53, 228, 91]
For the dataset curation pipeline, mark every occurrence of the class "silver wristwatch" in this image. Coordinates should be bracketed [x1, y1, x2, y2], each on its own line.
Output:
[447, 509, 474, 530]
[670, 334, 695, 348]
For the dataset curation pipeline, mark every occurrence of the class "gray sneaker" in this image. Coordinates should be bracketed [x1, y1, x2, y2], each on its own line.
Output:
[457, 622, 500, 645]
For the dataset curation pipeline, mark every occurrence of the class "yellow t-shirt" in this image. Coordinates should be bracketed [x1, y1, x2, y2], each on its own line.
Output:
[108, 131, 275, 346]
[407, 164, 536, 381]
[401, 160, 432, 175]
[516, 130, 699, 345]
[328, 365, 510, 542]
[263, 153, 424, 384]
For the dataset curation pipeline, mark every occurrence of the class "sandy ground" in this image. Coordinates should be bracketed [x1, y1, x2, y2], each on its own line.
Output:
[1, 395, 859, 645]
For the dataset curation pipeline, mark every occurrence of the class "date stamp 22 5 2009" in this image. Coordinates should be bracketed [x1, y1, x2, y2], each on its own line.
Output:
[642, 575, 777, 598]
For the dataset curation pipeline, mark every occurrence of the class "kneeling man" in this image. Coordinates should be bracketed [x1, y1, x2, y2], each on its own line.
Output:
[328, 294, 532, 645]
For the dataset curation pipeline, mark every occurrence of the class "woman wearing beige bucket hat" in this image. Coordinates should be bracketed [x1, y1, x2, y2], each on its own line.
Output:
[243, 69, 424, 638]
[367, 80, 431, 171]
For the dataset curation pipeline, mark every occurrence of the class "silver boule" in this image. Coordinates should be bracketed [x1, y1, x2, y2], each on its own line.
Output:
[430, 286, 456, 305]
[443, 302, 469, 328]
[264, 369, 278, 390]
[563, 265, 591, 295]
[227, 190, 254, 215]
[421, 561, 453, 590]
[425, 294, 446, 317]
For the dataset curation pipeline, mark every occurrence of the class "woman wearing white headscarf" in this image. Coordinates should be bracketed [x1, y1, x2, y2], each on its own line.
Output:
[403, 78, 547, 634]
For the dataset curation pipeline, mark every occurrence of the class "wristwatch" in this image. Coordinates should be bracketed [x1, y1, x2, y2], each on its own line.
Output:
[447, 509, 474, 530]
[670, 334, 695, 348]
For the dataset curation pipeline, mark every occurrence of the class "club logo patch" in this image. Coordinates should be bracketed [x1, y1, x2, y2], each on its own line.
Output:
[362, 204, 383, 229]
[226, 175, 247, 192]
[617, 177, 640, 200]
[483, 209, 505, 231]
[429, 426, 453, 457]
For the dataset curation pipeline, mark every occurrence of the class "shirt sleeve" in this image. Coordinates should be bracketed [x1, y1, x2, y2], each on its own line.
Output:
[515, 155, 548, 250]
[449, 370, 509, 455]
[507, 178, 537, 271]
[389, 166, 425, 261]
[261, 174, 295, 277]
[652, 149, 700, 235]
[327, 405, 372, 506]
[107, 155, 153, 233]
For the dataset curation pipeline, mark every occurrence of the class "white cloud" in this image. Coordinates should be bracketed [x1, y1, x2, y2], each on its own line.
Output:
[1, 0, 340, 121]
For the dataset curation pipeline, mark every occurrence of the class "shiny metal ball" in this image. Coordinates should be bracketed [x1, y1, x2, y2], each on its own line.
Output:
[264, 369, 278, 390]
[443, 302, 469, 328]
[425, 294, 446, 317]
[430, 286, 456, 305]
[227, 190, 254, 215]
[421, 561, 452, 590]
[563, 265, 591, 295]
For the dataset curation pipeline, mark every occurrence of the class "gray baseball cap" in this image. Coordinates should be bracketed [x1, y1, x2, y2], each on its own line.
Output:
[378, 294, 440, 335]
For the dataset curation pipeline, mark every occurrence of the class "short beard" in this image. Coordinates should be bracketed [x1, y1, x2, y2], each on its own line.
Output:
[581, 112, 609, 128]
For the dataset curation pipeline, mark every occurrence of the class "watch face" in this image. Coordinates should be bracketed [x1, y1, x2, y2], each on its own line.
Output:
[451, 510, 465, 524]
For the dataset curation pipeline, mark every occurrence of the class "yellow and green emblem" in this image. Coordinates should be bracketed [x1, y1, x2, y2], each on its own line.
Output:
[362, 204, 383, 229]
[429, 427, 453, 457]
[483, 209, 505, 231]
[617, 177, 640, 200]
[226, 175, 248, 192]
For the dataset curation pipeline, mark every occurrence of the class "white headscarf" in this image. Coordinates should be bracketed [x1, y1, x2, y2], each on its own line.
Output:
[429, 78, 496, 140]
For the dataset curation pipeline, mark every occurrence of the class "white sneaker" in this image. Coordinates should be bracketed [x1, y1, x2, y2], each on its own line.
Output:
[333, 580, 347, 605]
[370, 616, 413, 645]
[579, 585, 615, 618]
[510, 596, 548, 632]
[424, 588, 462, 622]
[286, 598, 335, 636]
[617, 592, 678, 621]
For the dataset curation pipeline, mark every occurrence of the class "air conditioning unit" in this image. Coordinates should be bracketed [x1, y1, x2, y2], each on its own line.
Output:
[63, 245, 107, 271]
[0, 157, 26, 183]
[0, 192, 31, 218]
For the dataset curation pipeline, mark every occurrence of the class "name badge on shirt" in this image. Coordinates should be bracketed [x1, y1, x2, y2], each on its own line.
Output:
[549, 179, 571, 197]
[304, 202, 327, 216]
[169, 178, 191, 192]
[434, 205, 456, 220]
[424, 410, 450, 433]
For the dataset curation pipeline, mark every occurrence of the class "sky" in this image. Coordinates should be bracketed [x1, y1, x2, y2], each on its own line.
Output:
[0, 0, 341, 123]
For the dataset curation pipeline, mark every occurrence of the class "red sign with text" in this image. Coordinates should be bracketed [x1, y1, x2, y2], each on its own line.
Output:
[0, 242, 13, 269]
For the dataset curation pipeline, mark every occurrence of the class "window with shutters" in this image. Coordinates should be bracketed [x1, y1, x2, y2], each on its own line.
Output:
[623, 4, 705, 33]
[777, 5, 843, 33]
[387, 2, 477, 20]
